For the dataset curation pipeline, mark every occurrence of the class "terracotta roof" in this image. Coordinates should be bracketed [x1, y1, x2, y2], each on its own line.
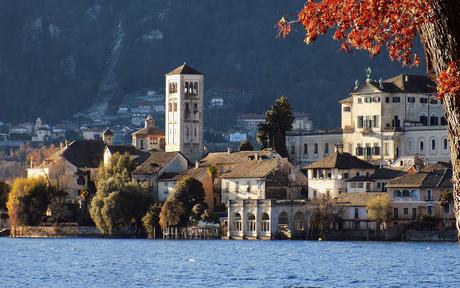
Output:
[387, 168, 452, 188]
[335, 192, 388, 207]
[221, 159, 281, 179]
[48, 140, 106, 168]
[106, 145, 149, 165]
[306, 152, 375, 170]
[132, 151, 182, 175]
[421, 162, 452, 172]
[132, 126, 164, 136]
[370, 167, 407, 180]
[347, 175, 374, 182]
[166, 63, 202, 75]
[158, 167, 209, 182]
[338, 96, 353, 104]
[199, 150, 277, 167]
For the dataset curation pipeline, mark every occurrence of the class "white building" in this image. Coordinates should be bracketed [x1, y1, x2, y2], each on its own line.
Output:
[287, 72, 449, 166]
[165, 63, 204, 162]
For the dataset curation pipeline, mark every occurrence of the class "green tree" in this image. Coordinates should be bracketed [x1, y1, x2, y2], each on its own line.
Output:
[257, 96, 294, 157]
[7, 178, 52, 226]
[142, 202, 163, 238]
[367, 195, 392, 235]
[159, 199, 186, 228]
[0, 181, 10, 211]
[239, 140, 254, 152]
[170, 177, 205, 211]
[96, 152, 136, 185]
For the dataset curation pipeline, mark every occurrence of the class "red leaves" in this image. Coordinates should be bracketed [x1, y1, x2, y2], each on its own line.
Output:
[436, 62, 460, 100]
[281, 0, 433, 66]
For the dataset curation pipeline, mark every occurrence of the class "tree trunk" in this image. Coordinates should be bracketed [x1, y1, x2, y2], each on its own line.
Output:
[419, 0, 460, 241]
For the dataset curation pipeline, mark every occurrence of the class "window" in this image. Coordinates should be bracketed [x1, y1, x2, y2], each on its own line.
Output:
[278, 212, 288, 225]
[303, 143, 308, 154]
[357, 183, 364, 189]
[408, 97, 415, 103]
[420, 115, 428, 126]
[326, 190, 330, 197]
[313, 190, 317, 198]
[394, 208, 399, 219]
[77, 176, 86, 186]
[430, 98, 437, 104]
[193, 82, 198, 95]
[430, 114, 438, 126]
[393, 97, 400, 103]
[184, 82, 189, 94]
[294, 212, 304, 231]
[235, 181, 239, 193]
[412, 208, 417, 219]
[290, 145, 295, 155]
[140, 139, 145, 150]
[247, 213, 256, 232]
[427, 206, 433, 216]
[168, 103, 172, 112]
[173, 102, 177, 112]
[404, 208, 409, 216]
[384, 142, 389, 156]
[431, 139, 436, 151]
[385, 97, 390, 103]
[261, 213, 270, 232]
[441, 117, 447, 125]
[427, 190, 432, 201]
[233, 213, 242, 231]
[407, 139, 413, 153]
[354, 208, 359, 219]
[402, 190, 410, 197]
[246, 181, 251, 192]
[373, 115, 379, 127]
[357, 116, 364, 128]
[394, 190, 402, 197]
[443, 138, 449, 151]
[324, 143, 329, 154]
[373, 146, 380, 155]
[410, 190, 418, 200]
[314, 143, 318, 154]
[419, 140, 424, 152]
[420, 98, 428, 103]
[343, 173, 349, 179]
[343, 106, 351, 112]
[358, 98, 362, 104]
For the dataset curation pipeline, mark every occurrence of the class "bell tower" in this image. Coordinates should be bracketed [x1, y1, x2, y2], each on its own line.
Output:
[165, 63, 204, 162]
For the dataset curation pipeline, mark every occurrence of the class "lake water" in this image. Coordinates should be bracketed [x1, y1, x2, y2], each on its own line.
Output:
[0, 238, 459, 288]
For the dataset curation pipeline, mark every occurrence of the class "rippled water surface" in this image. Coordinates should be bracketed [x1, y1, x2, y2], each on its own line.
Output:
[1, 238, 459, 287]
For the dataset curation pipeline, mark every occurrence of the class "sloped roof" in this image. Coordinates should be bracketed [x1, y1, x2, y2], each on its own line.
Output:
[351, 74, 435, 95]
[199, 150, 277, 167]
[132, 126, 164, 136]
[347, 175, 374, 182]
[221, 159, 281, 179]
[48, 140, 106, 168]
[335, 192, 388, 207]
[370, 167, 407, 180]
[166, 63, 202, 75]
[103, 128, 113, 136]
[106, 145, 149, 165]
[132, 151, 181, 175]
[306, 152, 375, 170]
[158, 167, 209, 182]
[387, 168, 452, 188]
[421, 161, 452, 172]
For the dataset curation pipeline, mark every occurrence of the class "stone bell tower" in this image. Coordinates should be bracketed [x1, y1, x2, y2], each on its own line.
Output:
[165, 63, 204, 162]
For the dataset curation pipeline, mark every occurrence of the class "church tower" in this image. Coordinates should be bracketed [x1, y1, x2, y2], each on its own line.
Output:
[165, 63, 204, 162]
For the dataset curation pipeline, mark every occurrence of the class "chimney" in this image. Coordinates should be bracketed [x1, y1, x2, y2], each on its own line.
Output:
[255, 153, 259, 160]
[60, 142, 63, 150]
[335, 144, 344, 154]
[379, 78, 383, 89]
[227, 147, 232, 154]
[405, 75, 409, 82]
[195, 160, 199, 169]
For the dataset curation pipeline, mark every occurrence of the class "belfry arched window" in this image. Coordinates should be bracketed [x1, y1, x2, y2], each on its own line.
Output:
[184, 82, 189, 94]
[194, 82, 198, 95]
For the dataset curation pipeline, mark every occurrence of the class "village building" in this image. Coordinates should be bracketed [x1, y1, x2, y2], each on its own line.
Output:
[131, 151, 189, 201]
[386, 162, 454, 227]
[165, 63, 204, 162]
[131, 115, 165, 152]
[287, 72, 449, 166]
[227, 199, 308, 240]
[304, 145, 376, 199]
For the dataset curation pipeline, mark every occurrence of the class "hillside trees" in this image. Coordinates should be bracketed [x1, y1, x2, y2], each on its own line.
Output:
[279, 0, 460, 240]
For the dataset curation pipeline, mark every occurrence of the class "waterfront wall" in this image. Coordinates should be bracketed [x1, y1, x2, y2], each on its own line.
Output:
[404, 229, 457, 242]
[10, 226, 102, 238]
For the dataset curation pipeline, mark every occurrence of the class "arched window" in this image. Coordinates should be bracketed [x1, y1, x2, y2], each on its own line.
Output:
[278, 212, 288, 225]
[443, 138, 449, 151]
[419, 113, 428, 126]
[402, 190, 410, 197]
[233, 213, 242, 231]
[294, 212, 304, 231]
[261, 213, 270, 232]
[194, 82, 198, 95]
[419, 139, 425, 152]
[406, 138, 413, 153]
[184, 82, 189, 94]
[430, 113, 438, 126]
[324, 143, 329, 154]
[314, 143, 318, 154]
[431, 138, 436, 151]
[393, 190, 401, 197]
[247, 213, 256, 232]
[303, 143, 308, 155]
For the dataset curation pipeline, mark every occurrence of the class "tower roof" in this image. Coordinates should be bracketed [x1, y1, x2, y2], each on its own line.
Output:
[103, 128, 113, 136]
[166, 63, 202, 75]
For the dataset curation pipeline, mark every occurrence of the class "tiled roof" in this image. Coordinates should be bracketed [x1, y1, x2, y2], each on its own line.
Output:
[158, 167, 209, 182]
[132, 126, 164, 136]
[387, 168, 452, 189]
[351, 74, 435, 94]
[335, 192, 388, 207]
[306, 152, 375, 170]
[370, 167, 407, 180]
[221, 159, 282, 179]
[132, 151, 181, 175]
[347, 175, 374, 182]
[199, 150, 277, 167]
[166, 63, 202, 75]
[106, 145, 145, 156]
[48, 140, 106, 168]
[421, 162, 452, 172]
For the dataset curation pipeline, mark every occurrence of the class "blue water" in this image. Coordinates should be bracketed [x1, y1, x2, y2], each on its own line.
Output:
[0, 239, 459, 288]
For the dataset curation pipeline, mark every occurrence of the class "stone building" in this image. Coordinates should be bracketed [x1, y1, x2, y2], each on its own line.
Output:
[132, 115, 165, 152]
[165, 63, 204, 162]
[287, 72, 449, 166]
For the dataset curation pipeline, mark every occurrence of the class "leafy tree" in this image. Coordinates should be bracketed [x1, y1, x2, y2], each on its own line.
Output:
[191, 203, 206, 222]
[278, 0, 460, 238]
[239, 140, 254, 151]
[257, 96, 294, 157]
[307, 195, 339, 236]
[6, 178, 52, 226]
[142, 202, 163, 238]
[170, 177, 205, 211]
[367, 195, 392, 233]
[159, 199, 186, 228]
[96, 152, 136, 186]
[0, 181, 10, 211]
[47, 201, 74, 225]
